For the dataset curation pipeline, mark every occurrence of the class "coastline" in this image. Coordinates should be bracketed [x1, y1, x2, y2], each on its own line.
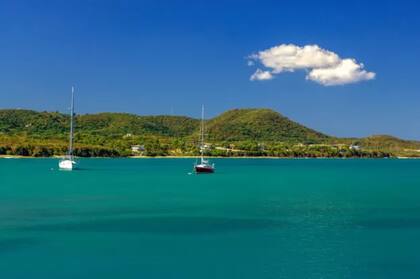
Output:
[1, 154, 419, 159]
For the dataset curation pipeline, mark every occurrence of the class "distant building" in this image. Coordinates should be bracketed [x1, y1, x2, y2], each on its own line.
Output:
[131, 145, 145, 153]
[350, 144, 361, 151]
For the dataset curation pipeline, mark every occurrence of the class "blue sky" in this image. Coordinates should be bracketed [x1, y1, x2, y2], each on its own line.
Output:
[1, 0, 420, 139]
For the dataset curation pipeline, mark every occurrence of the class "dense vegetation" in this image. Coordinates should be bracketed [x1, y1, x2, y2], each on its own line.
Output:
[1, 108, 418, 158]
[207, 109, 329, 143]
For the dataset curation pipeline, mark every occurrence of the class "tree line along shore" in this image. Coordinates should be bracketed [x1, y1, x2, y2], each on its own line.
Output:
[0, 138, 391, 158]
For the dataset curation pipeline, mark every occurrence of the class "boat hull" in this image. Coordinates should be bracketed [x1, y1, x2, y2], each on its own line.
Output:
[195, 166, 215, 173]
[59, 159, 75, 170]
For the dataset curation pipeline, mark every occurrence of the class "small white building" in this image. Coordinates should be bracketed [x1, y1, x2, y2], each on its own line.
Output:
[350, 144, 361, 151]
[131, 145, 145, 153]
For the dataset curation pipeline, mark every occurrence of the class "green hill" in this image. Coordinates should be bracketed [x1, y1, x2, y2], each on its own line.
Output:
[358, 135, 420, 157]
[0, 108, 418, 157]
[0, 110, 199, 138]
[77, 113, 198, 138]
[206, 108, 329, 143]
[0, 109, 68, 136]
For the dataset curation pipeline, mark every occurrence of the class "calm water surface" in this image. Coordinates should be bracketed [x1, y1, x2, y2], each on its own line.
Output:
[1, 158, 420, 278]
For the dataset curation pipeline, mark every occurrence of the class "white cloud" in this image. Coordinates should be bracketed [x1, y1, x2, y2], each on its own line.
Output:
[250, 69, 273, 81]
[249, 44, 375, 86]
[256, 44, 340, 72]
[307, 58, 376, 86]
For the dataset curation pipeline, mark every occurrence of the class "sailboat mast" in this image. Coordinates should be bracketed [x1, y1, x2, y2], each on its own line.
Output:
[68, 86, 74, 158]
[200, 105, 204, 162]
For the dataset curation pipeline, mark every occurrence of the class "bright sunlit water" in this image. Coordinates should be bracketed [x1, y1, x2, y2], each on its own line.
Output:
[1, 158, 420, 278]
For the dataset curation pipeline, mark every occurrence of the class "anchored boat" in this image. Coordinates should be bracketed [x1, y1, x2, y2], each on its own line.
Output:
[194, 105, 215, 173]
[59, 86, 76, 170]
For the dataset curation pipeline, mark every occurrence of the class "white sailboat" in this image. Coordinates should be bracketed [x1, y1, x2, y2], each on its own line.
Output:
[194, 105, 215, 173]
[59, 86, 76, 170]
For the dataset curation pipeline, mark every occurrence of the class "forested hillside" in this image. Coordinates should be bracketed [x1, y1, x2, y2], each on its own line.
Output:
[1, 108, 418, 158]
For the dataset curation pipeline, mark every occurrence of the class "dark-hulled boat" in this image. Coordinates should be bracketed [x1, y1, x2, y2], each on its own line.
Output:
[194, 105, 215, 174]
[195, 158, 215, 173]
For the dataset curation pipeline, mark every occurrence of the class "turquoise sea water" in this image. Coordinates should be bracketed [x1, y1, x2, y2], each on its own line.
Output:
[1, 158, 420, 278]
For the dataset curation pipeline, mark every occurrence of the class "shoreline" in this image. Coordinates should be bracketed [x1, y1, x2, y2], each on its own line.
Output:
[1, 155, 419, 159]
